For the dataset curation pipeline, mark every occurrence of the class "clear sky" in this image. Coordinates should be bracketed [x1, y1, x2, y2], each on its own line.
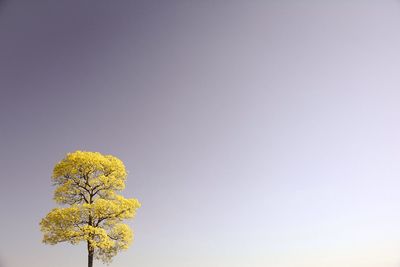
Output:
[1, 1, 400, 267]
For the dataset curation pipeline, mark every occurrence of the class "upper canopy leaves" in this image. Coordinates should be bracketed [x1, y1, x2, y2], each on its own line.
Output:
[52, 151, 128, 204]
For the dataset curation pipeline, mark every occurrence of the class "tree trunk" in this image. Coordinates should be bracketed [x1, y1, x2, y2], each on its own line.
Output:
[88, 211, 94, 267]
[88, 242, 94, 267]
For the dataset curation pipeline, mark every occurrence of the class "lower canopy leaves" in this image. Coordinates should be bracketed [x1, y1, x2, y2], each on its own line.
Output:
[40, 195, 140, 263]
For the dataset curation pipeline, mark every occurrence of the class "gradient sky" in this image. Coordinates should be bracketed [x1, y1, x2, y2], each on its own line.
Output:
[1, 1, 400, 267]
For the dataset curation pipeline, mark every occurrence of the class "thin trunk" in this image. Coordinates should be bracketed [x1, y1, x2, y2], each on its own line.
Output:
[88, 187, 94, 267]
[88, 241, 94, 267]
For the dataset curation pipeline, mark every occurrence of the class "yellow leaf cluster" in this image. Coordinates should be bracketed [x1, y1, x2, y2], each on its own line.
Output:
[52, 151, 128, 204]
[40, 151, 141, 263]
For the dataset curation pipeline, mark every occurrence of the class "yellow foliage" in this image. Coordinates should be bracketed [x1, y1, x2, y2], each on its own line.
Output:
[40, 151, 140, 264]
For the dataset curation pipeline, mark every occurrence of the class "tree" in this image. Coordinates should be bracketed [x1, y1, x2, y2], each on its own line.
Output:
[40, 151, 141, 267]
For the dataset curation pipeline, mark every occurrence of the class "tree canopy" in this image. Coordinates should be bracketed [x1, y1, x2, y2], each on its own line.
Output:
[40, 151, 141, 266]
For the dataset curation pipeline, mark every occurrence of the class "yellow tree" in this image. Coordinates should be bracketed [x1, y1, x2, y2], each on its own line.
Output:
[40, 151, 141, 267]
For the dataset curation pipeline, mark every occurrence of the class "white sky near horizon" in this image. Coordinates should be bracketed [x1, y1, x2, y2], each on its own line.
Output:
[1, 1, 400, 267]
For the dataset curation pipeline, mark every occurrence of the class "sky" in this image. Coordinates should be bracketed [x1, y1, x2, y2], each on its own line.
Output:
[1, 0, 400, 267]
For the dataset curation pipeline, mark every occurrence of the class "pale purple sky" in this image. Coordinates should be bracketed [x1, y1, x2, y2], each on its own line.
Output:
[1, 1, 400, 267]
